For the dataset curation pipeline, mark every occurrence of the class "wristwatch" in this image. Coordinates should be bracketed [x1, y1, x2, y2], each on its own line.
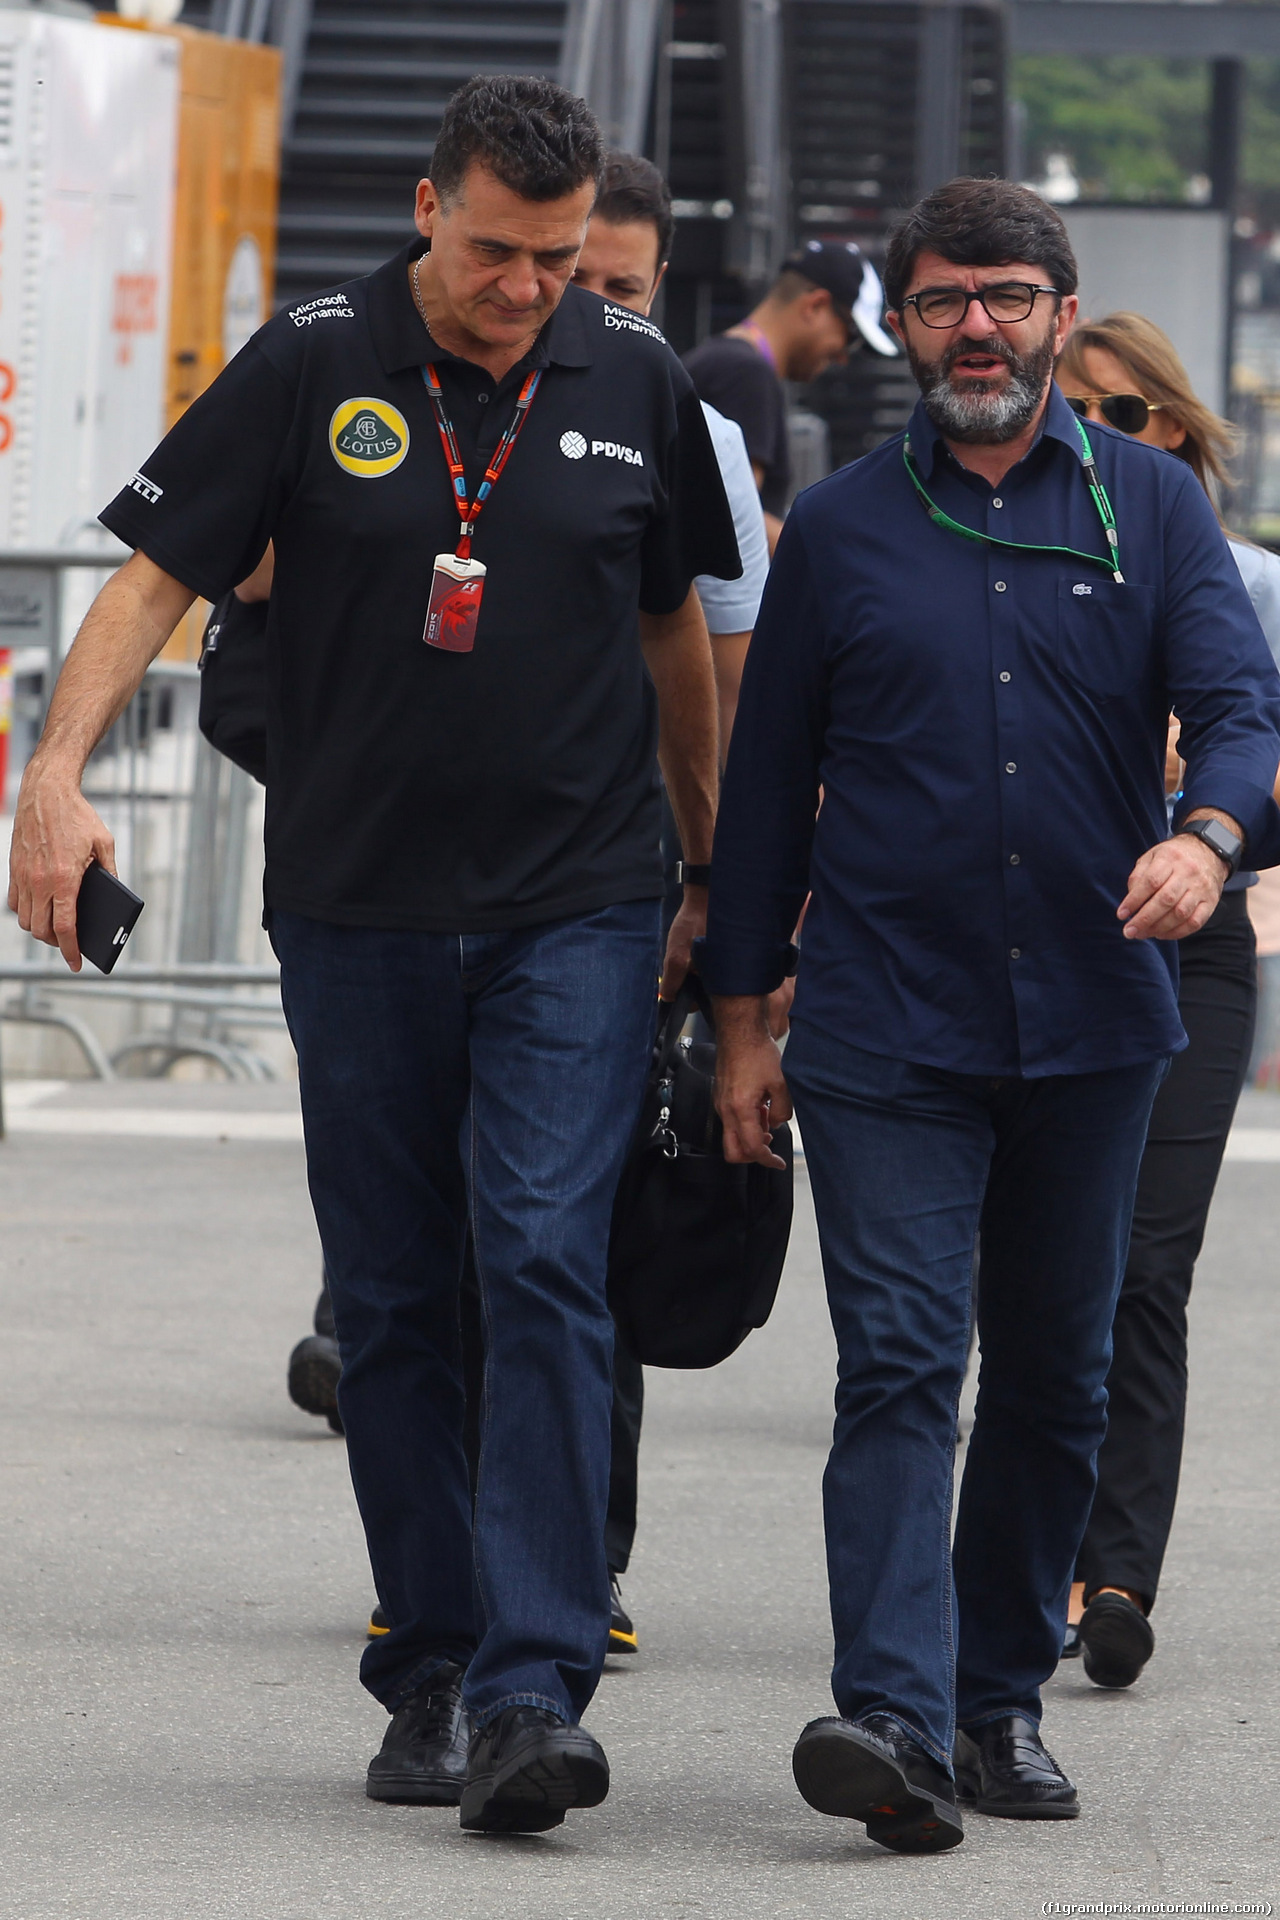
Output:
[676, 862, 712, 887]
[1175, 817, 1243, 876]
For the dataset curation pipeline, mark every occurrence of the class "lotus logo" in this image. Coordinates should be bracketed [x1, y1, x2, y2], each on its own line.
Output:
[329, 397, 411, 478]
[559, 430, 587, 459]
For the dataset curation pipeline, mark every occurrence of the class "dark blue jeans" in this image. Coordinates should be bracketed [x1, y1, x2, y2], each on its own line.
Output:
[270, 901, 661, 1726]
[784, 1024, 1168, 1769]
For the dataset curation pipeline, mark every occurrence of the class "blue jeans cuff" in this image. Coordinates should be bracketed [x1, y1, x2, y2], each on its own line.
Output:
[869, 1710, 954, 1775]
[383, 1651, 468, 1712]
[468, 1689, 570, 1730]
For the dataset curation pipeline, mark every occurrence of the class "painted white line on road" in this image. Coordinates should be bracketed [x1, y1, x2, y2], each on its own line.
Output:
[5, 1107, 302, 1141]
[1223, 1128, 1280, 1163]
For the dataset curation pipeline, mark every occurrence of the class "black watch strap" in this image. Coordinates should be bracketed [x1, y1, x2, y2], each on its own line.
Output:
[676, 862, 712, 887]
[1175, 817, 1243, 876]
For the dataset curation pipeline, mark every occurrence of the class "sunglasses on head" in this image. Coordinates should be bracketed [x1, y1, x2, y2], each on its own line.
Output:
[1062, 392, 1166, 435]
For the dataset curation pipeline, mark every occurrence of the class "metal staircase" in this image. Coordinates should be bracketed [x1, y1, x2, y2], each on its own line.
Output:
[275, 2, 573, 306]
[786, 1, 1007, 470]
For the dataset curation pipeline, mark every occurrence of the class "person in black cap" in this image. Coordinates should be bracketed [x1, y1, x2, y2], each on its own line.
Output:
[684, 238, 898, 551]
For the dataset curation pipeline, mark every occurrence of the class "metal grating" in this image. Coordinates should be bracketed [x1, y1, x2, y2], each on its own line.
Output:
[275, 0, 571, 308]
[655, 0, 745, 353]
[786, 2, 920, 240]
[959, 4, 1004, 179]
[0, 45, 16, 151]
[786, 2, 1006, 471]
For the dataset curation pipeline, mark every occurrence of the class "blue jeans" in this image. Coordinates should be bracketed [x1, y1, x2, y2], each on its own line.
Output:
[270, 901, 661, 1726]
[784, 1024, 1168, 1769]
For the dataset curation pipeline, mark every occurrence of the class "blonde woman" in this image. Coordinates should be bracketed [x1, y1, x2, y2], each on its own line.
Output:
[1055, 313, 1280, 1688]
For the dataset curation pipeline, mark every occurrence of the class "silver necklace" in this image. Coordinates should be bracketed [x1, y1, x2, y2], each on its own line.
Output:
[412, 255, 432, 335]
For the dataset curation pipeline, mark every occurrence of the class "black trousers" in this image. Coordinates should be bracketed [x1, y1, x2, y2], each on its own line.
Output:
[1075, 889, 1256, 1610]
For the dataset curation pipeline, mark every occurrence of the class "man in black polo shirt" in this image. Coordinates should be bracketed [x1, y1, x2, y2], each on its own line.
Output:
[8, 76, 739, 1832]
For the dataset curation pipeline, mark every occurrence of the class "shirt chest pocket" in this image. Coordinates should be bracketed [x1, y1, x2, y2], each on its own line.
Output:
[1055, 577, 1156, 698]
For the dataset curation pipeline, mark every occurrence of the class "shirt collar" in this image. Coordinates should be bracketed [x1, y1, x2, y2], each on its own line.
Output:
[906, 378, 1086, 481]
[366, 238, 594, 376]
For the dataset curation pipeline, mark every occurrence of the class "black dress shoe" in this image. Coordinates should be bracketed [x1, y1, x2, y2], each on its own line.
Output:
[366, 1663, 469, 1804]
[954, 1715, 1078, 1819]
[792, 1713, 964, 1853]
[609, 1573, 637, 1655]
[287, 1333, 344, 1434]
[1079, 1591, 1155, 1689]
[1060, 1621, 1081, 1660]
[460, 1706, 609, 1833]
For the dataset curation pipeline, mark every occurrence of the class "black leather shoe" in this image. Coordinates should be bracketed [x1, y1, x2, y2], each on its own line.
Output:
[792, 1713, 964, 1853]
[460, 1706, 609, 1833]
[1060, 1621, 1081, 1660]
[287, 1333, 343, 1434]
[1079, 1591, 1154, 1689]
[365, 1663, 469, 1804]
[609, 1573, 637, 1655]
[954, 1715, 1078, 1819]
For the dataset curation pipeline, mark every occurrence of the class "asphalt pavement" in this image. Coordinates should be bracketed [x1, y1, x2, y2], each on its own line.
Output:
[1, 1076, 1277, 1919]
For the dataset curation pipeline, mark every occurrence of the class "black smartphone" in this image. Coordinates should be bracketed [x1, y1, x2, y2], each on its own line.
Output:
[75, 861, 144, 974]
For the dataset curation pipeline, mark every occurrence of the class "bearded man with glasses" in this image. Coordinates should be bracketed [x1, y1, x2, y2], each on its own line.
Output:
[700, 177, 1280, 1853]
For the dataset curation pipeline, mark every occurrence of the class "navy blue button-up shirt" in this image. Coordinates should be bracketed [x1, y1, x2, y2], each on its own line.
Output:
[700, 384, 1280, 1076]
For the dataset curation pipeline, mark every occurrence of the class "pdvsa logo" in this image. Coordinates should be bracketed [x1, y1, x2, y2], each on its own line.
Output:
[329, 397, 410, 477]
[592, 439, 644, 467]
[558, 429, 643, 467]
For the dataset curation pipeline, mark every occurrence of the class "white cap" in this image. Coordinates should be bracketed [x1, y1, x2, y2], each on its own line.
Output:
[850, 256, 898, 358]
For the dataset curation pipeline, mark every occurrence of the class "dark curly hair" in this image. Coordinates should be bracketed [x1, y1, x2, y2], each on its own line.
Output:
[429, 75, 604, 206]
[884, 177, 1077, 312]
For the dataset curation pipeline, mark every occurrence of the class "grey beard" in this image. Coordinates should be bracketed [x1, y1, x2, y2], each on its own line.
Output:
[912, 335, 1057, 445]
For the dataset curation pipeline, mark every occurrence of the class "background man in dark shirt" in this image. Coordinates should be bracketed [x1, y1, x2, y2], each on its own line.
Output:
[8, 77, 739, 1834]
[684, 239, 897, 550]
[702, 179, 1280, 1851]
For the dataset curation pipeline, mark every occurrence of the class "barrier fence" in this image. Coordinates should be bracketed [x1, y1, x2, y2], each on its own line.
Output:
[0, 550, 284, 1114]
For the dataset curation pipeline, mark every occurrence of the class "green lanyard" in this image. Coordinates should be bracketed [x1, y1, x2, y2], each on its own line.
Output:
[902, 417, 1124, 583]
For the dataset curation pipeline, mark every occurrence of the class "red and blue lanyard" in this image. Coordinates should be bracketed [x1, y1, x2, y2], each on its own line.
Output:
[421, 363, 542, 561]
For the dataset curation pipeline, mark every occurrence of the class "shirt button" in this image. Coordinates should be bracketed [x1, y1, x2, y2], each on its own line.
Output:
[994, 580, 1007, 592]
[999, 671, 1011, 683]
[477, 391, 490, 403]
[1005, 761, 1017, 774]
[1010, 853, 1021, 865]
[1010, 947, 1021, 959]
[992, 497, 1003, 509]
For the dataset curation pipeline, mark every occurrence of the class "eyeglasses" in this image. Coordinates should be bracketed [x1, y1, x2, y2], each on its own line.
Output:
[1062, 392, 1166, 436]
[900, 283, 1060, 329]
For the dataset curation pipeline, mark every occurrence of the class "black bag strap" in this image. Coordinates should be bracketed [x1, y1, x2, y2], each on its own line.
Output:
[652, 971, 715, 1077]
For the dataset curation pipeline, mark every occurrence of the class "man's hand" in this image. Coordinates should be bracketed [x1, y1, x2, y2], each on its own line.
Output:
[712, 993, 792, 1168]
[8, 775, 115, 970]
[1117, 809, 1239, 940]
[659, 886, 706, 1001]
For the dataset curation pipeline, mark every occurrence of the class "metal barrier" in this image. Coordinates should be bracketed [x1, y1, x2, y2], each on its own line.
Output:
[0, 961, 284, 1085]
[0, 548, 283, 1105]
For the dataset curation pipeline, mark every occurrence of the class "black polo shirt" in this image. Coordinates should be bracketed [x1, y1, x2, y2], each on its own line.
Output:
[100, 241, 741, 932]
[682, 334, 790, 516]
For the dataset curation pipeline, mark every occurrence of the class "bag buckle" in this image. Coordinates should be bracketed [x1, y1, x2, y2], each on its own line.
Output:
[653, 1074, 678, 1159]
